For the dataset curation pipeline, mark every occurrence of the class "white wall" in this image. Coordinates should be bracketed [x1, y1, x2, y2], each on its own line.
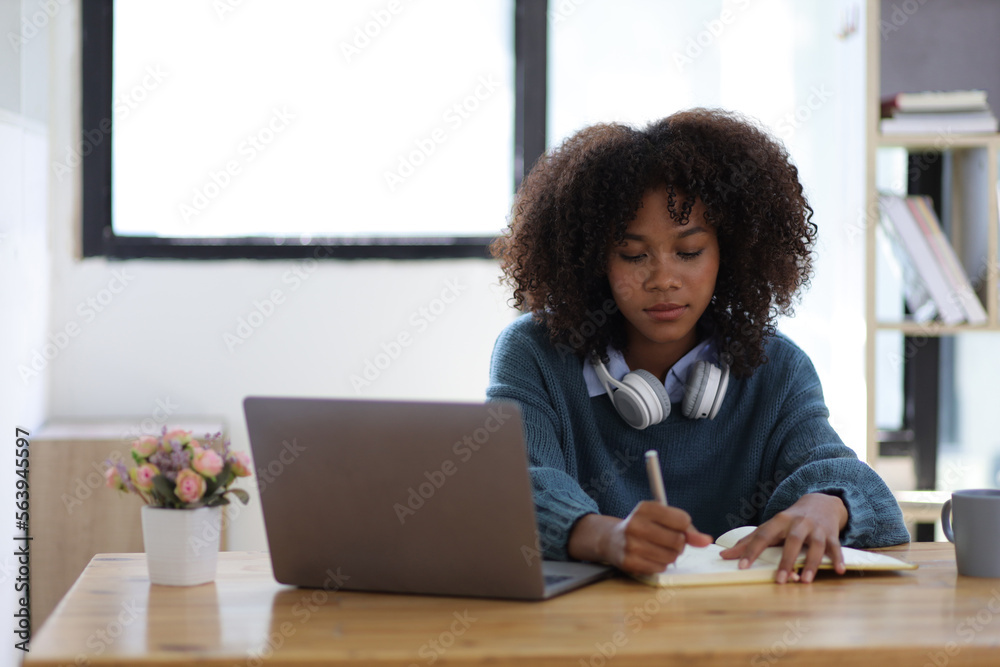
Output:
[42, 2, 518, 554]
[1, 0, 53, 662]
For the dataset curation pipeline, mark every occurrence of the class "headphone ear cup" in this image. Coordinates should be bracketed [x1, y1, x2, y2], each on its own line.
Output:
[619, 370, 671, 429]
[708, 364, 730, 419]
[609, 384, 650, 429]
[682, 361, 719, 419]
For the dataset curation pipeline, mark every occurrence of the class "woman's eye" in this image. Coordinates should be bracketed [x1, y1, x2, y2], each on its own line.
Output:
[620, 253, 645, 263]
[678, 250, 704, 260]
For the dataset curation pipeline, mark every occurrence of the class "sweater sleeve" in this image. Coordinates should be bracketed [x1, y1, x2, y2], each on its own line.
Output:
[486, 321, 600, 560]
[761, 343, 910, 548]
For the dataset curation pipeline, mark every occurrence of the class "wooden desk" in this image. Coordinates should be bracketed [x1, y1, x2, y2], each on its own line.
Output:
[25, 545, 1000, 666]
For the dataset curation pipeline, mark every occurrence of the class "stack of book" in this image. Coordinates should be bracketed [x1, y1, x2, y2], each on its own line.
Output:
[880, 90, 998, 135]
[878, 194, 987, 325]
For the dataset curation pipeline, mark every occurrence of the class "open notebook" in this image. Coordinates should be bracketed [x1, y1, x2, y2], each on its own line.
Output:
[635, 525, 917, 588]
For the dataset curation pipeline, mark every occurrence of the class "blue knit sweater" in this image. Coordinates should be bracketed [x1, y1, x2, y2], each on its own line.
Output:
[486, 314, 909, 560]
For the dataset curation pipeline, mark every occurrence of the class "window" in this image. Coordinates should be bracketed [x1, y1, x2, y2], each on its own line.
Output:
[81, 0, 541, 259]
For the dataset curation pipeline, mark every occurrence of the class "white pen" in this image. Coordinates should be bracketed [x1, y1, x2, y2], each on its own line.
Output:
[644, 450, 668, 506]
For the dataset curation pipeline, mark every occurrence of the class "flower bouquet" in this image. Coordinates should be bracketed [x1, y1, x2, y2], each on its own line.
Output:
[106, 428, 253, 586]
[106, 428, 252, 508]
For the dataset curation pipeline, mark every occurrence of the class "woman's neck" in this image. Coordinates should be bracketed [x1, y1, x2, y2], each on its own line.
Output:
[622, 328, 699, 382]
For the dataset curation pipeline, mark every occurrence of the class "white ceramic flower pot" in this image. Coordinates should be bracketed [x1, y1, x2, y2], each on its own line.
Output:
[141, 505, 222, 586]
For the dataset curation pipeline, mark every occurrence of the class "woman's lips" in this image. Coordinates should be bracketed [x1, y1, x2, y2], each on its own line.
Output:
[644, 304, 687, 321]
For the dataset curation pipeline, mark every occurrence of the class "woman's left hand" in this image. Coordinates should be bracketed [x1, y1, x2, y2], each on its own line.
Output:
[718, 492, 849, 584]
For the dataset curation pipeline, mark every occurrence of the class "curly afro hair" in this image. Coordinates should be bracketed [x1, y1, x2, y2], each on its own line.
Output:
[491, 107, 817, 377]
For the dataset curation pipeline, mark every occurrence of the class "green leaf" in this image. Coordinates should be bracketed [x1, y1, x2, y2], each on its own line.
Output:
[151, 475, 181, 508]
[203, 473, 221, 497]
[229, 488, 250, 505]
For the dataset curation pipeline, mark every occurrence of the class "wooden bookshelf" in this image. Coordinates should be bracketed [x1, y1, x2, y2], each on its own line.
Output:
[875, 133, 1000, 150]
[864, 1, 1000, 508]
[873, 321, 994, 335]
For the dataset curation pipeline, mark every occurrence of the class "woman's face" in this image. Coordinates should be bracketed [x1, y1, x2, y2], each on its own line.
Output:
[606, 187, 720, 362]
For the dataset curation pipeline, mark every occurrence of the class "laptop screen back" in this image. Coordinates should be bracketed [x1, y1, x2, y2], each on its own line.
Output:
[244, 397, 546, 599]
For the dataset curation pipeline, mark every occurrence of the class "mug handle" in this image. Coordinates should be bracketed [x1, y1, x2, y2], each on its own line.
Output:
[941, 498, 955, 543]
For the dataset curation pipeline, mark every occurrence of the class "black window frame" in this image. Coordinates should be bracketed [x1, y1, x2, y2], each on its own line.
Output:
[81, 0, 547, 260]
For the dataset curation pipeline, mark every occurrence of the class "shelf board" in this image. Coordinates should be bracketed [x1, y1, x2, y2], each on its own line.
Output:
[876, 132, 1000, 150]
[874, 321, 999, 335]
[894, 490, 949, 524]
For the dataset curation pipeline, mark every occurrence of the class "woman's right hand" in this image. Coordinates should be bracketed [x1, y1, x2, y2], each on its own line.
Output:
[568, 502, 713, 574]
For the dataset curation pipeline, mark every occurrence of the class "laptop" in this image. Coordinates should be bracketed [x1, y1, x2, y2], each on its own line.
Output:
[243, 396, 612, 600]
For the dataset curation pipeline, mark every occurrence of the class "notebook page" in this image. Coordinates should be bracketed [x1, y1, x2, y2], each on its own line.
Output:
[714, 526, 917, 571]
[633, 543, 776, 588]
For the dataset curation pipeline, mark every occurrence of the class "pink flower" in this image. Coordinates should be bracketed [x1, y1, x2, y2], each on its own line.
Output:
[162, 429, 192, 451]
[174, 469, 206, 504]
[192, 447, 224, 479]
[105, 466, 125, 490]
[130, 463, 159, 492]
[131, 436, 158, 459]
[230, 451, 253, 477]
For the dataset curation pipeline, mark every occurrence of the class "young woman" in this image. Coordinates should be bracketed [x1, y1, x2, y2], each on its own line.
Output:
[487, 108, 908, 584]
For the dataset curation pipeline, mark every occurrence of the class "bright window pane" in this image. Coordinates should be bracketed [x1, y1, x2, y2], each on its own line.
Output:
[112, 0, 514, 239]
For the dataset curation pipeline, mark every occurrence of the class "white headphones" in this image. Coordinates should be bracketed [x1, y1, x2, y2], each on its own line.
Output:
[591, 355, 730, 429]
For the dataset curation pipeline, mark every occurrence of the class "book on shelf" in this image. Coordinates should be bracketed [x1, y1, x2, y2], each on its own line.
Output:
[880, 90, 997, 135]
[907, 196, 988, 325]
[876, 221, 938, 321]
[878, 195, 985, 325]
[881, 90, 989, 115]
[881, 113, 998, 135]
[633, 525, 917, 588]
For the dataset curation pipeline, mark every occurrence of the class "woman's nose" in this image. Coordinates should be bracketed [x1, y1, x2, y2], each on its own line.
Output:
[643, 259, 681, 291]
